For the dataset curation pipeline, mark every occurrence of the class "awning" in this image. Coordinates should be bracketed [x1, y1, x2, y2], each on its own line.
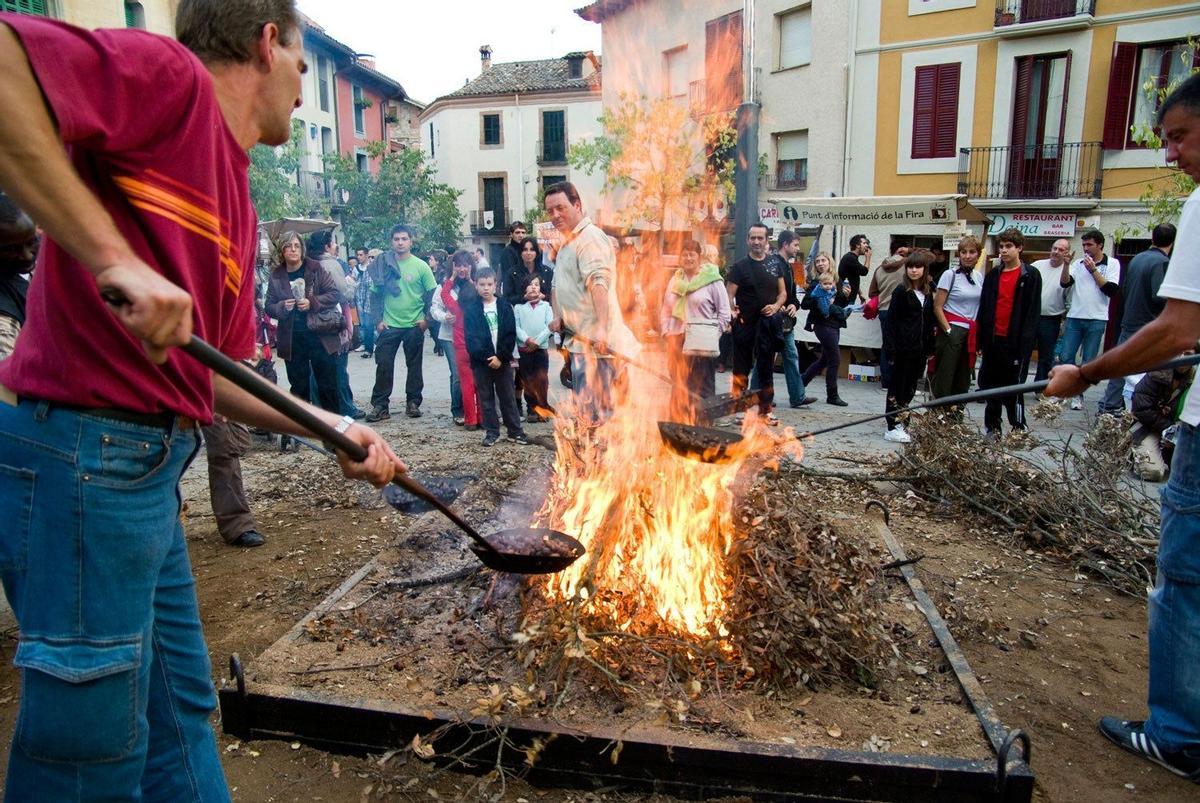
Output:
[768, 195, 989, 227]
[259, 218, 338, 239]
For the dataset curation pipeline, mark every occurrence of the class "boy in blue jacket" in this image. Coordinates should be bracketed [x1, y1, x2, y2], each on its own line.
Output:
[463, 268, 529, 446]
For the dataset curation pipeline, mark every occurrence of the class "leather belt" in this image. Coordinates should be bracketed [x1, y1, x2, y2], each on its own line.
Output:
[61, 404, 197, 430]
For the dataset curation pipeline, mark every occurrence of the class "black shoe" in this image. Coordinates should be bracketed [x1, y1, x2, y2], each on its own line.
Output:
[349, 408, 366, 420]
[365, 407, 390, 422]
[526, 412, 540, 423]
[230, 530, 265, 548]
[1098, 717, 1200, 781]
[481, 434, 498, 447]
[405, 402, 422, 418]
[791, 396, 817, 408]
[508, 433, 530, 445]
[360, 351, 373, 359]
[464, 423, 480, 431]
[826, 397, 849, 407]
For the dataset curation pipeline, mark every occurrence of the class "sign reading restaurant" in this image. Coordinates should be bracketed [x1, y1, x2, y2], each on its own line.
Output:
[986, 212, 1076, 238]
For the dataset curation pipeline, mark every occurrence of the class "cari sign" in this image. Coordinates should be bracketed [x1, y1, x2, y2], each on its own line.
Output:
[989, 212, 1076, 238]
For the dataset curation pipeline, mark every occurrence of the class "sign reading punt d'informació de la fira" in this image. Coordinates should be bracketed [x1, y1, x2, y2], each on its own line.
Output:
[773, 198, 956, 227]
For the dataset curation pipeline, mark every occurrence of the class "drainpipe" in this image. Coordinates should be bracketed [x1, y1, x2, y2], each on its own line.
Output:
[732, 0, 759, 261]
[838, 0, 860, 258]
[515, 92, 525, 226]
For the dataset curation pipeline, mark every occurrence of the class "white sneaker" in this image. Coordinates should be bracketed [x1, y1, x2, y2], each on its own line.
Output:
[884, 427, 911, 444]
[1070, 397, 1083, 411]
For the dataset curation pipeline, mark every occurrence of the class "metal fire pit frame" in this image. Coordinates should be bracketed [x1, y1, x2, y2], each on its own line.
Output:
[219, 501, 1033, 802]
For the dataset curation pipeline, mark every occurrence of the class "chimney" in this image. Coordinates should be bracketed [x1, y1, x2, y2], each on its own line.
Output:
[355, 53, 376, 70]
[480, 45, 493, 72]
[566, 52, 585, 79]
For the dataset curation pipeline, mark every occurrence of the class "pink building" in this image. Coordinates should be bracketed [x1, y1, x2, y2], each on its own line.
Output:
[334, 55, 406, 174]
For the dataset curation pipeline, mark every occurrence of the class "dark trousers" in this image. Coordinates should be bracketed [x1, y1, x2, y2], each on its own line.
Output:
[886, 352, 925, 430]
[335, 350, 357, 415]
[931, 325, 971, 398]
[1034, 314, 1063, 382]
[979, 340, 1029, 433]
[471, 363, 524, 438]
[371, 325, 425, 411]
[731, 319, 776, 415]
[878, 308, 894, 389]
[802, 323, 842, 400]
[285, 328, 339, 412]
[201, 419, 255, 544]
[517, 349, 550, 413]
[718, 331, 732, 368]
[685, 355, 717, 400]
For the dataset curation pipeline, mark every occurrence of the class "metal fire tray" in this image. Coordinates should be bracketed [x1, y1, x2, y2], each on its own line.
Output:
[219, 500, 1033, 802]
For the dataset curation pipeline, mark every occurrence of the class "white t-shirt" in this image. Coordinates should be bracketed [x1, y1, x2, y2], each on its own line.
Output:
[935, 268, 983, 326]
[1065, 255, 1121, 320]
[1159, 186, 1200, 425]
[1032, 259, 1068, 316]
[482, 299, 499, 348]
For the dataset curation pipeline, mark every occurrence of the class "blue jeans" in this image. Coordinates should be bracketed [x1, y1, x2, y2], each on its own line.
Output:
[1147, 422, 1200, 752]
[360, 311, 376, 355]
[1034, 314, 1063, 382]
[1057, 317, 1107, 399]
[335, 350, 358, 416]
[780, 334, 809, 406]
[569, 353, 616, 424]
[1100, 329, 1133, 413]
[0, 400, 228, 801]
[442, 340, 463, 418]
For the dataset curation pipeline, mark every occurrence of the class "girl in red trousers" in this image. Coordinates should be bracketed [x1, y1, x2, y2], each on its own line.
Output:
[434, 250, 481, 429]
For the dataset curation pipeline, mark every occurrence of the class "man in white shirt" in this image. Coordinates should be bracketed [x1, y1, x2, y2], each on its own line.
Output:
[1057, 229, 1120, 410]
[1031, 238, 1071, 381]
[1047, 72, 1200, 783]
[545, 181, 638, 422]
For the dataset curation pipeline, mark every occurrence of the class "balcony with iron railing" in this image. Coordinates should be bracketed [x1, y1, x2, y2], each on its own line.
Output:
[762, 171, 808, 192]
[994, 0, 1095, 30]
[688, 79, 742, 120]
[469, 208, 511, 234]
[298, 170, 332, 200]
[537, 139, 568, 166]
[957, 141, 1103, 202]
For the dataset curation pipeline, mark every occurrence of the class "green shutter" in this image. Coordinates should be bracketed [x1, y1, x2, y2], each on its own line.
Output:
[1, 0, 48, 15]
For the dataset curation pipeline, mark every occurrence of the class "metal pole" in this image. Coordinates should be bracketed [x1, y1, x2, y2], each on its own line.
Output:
[732, 0, 759, 261]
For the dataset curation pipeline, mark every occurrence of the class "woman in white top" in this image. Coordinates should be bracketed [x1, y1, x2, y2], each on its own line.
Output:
[931, 236, 985, 399]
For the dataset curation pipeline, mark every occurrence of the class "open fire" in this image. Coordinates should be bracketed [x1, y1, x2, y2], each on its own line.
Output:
[538, 363, 802, 642]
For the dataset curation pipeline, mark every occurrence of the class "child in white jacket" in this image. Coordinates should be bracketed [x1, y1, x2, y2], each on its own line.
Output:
[514, 276, 554, 421]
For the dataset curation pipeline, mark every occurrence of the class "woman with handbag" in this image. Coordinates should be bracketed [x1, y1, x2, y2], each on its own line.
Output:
[660, 240, 730, 416]
[266, 230, 342, 412]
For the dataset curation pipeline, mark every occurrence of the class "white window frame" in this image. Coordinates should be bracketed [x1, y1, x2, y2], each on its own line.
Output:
[897, 44, 977, 175]
[1106, 18, 1187, 169]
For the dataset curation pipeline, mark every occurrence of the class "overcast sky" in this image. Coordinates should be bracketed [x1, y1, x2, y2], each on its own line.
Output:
[295, 1, 603, 104]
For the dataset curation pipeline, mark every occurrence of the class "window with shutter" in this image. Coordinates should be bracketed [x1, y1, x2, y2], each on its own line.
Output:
[775, 130, 808, 189]
[912, 63, 959, 159]
[778, 8, 811, 70]
[1, 0, 47, 14]
[705, 12, 743, 112]
[1125, 40, 1197, 149]
[1102, 43, 1137, 150]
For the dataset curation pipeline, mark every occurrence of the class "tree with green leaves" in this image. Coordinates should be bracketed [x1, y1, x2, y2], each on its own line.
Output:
[321, 143, 463, 253]
[247, 119, 313, 222]
[568, 93, 736, 233]
[1118, 38, 1197, 240]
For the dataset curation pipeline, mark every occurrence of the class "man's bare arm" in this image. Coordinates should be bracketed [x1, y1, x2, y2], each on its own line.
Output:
[212, 374, 405, 486]
[0, 24, 192, 362]
[1046, 298, 1200, 398]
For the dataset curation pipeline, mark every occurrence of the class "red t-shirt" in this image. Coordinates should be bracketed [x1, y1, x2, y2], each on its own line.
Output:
[993, 266, 1021, 338]
[0, 15, 256, 422]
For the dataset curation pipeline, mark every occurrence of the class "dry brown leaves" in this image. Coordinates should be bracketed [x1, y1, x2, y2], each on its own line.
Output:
[899, 410, 1156, 594]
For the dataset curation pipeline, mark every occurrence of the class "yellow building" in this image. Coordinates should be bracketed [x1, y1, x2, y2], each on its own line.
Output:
[1, 1, 177, 36]
[845, 0, 1200, 262]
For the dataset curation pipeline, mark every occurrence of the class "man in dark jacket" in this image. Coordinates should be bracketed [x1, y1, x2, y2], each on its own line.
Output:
[0, 191, 36, 360]
[976, 228, 1041, 437]
[772, 230, 815, 407]
[497, 220, 527, 298]
[1099, 223, 1176, 413]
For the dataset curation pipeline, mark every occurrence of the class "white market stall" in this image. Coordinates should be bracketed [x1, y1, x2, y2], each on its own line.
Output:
[770, 195, 990, 353]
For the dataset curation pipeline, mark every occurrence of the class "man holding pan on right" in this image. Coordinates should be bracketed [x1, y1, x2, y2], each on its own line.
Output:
[1048, 72, 1200, 784]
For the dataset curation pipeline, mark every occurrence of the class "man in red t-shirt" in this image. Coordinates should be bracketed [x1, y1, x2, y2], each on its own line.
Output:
[975, 228, 1042, 438]
[0, 2, 404, 798]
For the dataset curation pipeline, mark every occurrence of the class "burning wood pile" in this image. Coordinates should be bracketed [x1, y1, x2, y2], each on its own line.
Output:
[513, 362, 893, 699]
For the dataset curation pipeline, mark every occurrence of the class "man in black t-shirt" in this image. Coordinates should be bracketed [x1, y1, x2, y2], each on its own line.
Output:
[726, 222, 786, 421]
[838, 234, 871, 302]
